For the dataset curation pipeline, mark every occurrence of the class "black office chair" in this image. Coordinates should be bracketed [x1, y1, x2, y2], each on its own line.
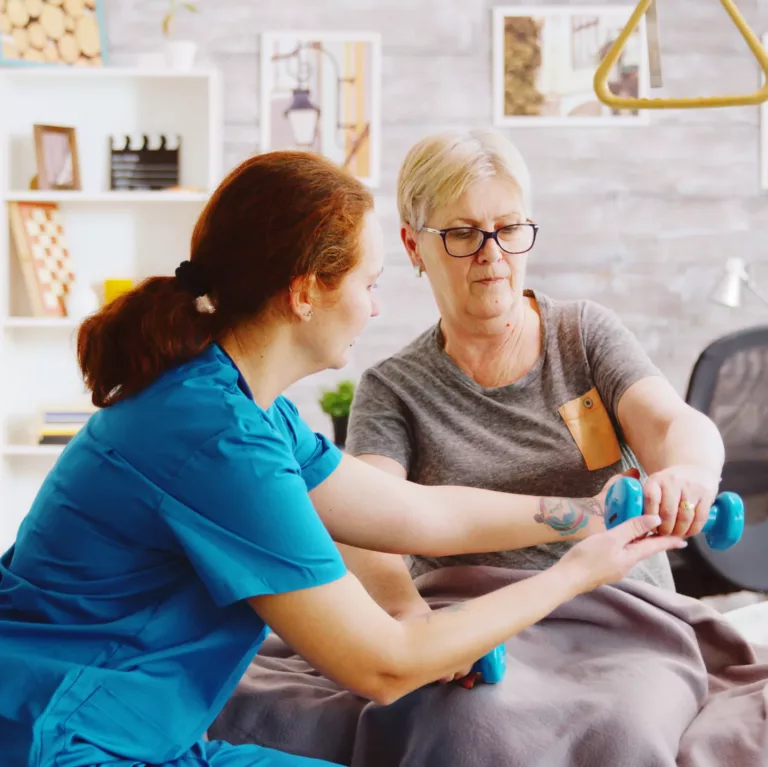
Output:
[670, 326, 768, 598]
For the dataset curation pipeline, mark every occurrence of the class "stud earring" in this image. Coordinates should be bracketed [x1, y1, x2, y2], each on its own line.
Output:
[305, 310, 314, 320]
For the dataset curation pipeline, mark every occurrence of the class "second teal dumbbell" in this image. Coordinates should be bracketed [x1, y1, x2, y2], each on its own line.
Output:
[471, 643, 506, 684]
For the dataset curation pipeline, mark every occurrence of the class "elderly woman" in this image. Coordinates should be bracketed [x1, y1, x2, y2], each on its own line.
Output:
[340, 126, 724, 654]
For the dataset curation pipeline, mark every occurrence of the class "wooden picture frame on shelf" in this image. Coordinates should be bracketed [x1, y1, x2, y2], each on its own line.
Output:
[33, 124, 81, 191]
[0, 0, 109, 67]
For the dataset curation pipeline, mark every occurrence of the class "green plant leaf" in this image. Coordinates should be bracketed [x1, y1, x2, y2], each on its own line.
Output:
[318, 380, 356, 418]
[181, 3, 198, 11]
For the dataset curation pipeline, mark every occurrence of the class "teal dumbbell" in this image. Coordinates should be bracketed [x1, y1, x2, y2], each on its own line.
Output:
[459, 643, 506, 688]
[605, 476, 745, 551]
[473, 643, 506, 683]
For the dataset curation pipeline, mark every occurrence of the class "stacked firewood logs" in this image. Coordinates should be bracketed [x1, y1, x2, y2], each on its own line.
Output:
[503, 16, 545, 117]
[1, 0, 103, 66]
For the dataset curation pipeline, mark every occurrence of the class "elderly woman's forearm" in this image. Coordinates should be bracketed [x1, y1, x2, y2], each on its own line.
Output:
[618, 377, 725, 477]
[337, 544, 421, 616]
[654, 410, 724, 475]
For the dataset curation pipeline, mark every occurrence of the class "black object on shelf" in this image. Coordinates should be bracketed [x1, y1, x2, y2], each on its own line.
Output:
[109, 134, 181, 191]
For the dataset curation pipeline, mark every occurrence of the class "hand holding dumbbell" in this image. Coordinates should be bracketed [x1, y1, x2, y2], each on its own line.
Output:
[605, 476, 745, 550]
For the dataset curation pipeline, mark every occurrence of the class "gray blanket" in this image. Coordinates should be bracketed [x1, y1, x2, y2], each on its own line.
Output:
[208, 567, 768, 766]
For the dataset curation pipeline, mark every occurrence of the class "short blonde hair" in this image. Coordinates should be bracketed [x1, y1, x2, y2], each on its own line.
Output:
[396, 128, 532, 230]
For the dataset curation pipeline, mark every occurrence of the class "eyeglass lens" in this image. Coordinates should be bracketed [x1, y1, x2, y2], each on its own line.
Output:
[444, 225, 535, 257]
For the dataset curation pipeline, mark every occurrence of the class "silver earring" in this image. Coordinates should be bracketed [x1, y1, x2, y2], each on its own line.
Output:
[415, 265, 423, 278]
[306, 310, 314, 320]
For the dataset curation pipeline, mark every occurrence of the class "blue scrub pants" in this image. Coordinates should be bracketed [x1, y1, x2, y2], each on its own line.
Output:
[89, 739, 341, 766]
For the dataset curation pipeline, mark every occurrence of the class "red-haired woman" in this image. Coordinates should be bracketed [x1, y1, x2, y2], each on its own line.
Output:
[0, 152, 683, 767]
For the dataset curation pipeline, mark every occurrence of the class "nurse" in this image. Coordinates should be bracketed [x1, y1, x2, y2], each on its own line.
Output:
[0, 151, 685, 767]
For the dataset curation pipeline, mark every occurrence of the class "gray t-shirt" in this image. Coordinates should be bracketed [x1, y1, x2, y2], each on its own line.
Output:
[346, 290, 675, 590]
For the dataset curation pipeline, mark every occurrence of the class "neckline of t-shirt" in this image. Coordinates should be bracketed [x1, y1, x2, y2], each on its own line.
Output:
[430, 288, 549, 396]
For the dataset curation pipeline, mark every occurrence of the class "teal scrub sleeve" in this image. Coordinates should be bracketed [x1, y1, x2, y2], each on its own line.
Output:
[274, 397, 344, 490]
[160, 425, 347, 608]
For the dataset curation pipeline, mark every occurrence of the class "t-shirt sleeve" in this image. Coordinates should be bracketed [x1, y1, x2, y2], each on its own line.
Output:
[345, 367, 413, 471]
[160, 422, 347, 608]
[581, 299, 663, 415]
[273, 396, 343, 491]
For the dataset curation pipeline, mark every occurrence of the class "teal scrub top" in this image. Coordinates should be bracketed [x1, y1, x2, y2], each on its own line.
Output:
[0, 344, 347, 767]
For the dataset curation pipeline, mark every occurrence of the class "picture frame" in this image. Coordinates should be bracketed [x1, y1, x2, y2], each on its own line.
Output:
[761, 34, 768, 191]
[33, 124, 81, 191]
[0, 0, 109, 67]
[492, 5, 650, 126]
[260, 30, 382, 188]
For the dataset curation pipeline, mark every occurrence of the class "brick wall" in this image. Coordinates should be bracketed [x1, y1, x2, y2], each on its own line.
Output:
[107, 0, 768, 436]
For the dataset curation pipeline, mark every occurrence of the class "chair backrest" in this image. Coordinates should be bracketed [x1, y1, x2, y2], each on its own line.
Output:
[684, 325, 768, 592]
[686, 326, 768, 455]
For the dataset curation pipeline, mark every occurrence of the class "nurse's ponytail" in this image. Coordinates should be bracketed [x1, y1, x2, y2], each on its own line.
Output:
[77, 152, 373, 408]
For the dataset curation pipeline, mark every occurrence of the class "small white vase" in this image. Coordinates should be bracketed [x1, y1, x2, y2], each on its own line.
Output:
[165, 40, 198, 71]
[66, 281, 100, 321]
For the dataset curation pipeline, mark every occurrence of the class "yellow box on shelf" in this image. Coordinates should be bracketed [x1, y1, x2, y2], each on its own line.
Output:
[103, 279, 134, 305]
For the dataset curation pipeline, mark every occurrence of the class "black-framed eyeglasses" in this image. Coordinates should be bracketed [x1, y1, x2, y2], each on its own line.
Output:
[421, 223, 539, 258]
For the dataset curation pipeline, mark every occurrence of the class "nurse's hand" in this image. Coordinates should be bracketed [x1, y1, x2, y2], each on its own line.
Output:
[559, 513, 687, 594]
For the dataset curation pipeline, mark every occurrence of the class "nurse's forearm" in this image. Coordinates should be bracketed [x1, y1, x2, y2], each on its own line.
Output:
[415, 484, 606, 553]
[252, 516, 679, 707]
[311, 455, 607, 556]
[251, 563, 581, 706]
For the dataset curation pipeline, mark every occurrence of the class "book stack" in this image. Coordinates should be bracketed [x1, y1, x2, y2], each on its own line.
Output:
[38, 405, 97, 445]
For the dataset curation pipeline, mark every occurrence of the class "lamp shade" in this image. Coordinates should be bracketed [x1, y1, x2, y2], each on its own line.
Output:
[284, 89, 320, 148]
[711, 257, 749, 308]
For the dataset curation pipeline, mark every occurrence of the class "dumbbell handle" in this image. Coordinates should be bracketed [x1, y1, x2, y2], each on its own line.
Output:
[605, 477, 745, 551]
[701, 505, 721, 534]
[467, 643, 506, 686]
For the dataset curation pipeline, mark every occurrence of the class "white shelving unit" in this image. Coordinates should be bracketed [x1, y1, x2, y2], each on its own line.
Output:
[0, 67, 224, 552]
[4, 190, 211, 203]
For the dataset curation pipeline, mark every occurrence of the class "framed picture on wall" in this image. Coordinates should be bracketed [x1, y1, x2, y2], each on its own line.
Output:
[0, 0, 108, 67]
[33, 124, 81, 191]
[492, 5, 650, 126]
[761, 34, 768, 191]
[260, 31, 382, 188]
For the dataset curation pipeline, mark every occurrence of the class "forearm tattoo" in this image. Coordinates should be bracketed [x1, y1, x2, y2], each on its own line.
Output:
[534, 497, 604, 536]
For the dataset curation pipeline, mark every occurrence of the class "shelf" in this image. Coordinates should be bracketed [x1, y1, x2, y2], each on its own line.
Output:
[1, 445, 64, 457]
[0, 67, 218, 81]
[3, 190, 210, 204]
[2, 318, 79, 329]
